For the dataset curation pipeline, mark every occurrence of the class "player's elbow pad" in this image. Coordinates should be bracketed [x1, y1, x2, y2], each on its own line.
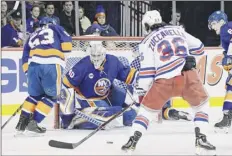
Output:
[189, 43, 204, 56]
[61, 42, 72, 52]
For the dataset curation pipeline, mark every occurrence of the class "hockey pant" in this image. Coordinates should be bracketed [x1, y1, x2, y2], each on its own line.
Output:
[21, 63, 62, 123]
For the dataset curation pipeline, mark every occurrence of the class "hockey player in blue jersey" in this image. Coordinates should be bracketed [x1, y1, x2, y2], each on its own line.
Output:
[60, 41, 139, 129]
[208, 10, 232, 131]
[15, 17, 72, 135]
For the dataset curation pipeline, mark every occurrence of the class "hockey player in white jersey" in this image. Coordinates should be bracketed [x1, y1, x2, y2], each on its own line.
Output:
[121, 10, 216, 155]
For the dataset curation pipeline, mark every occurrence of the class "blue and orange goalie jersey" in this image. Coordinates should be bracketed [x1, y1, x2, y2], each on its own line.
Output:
[22, 24, 72, 73]
[63, 54, 137, 100]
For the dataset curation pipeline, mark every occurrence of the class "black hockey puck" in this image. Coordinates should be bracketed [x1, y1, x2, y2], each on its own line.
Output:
[106, 141, 113, 144]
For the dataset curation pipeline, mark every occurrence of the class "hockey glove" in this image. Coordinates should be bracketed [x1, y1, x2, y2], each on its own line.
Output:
[182, 56, 196, 72]
[222, 55, 232, 71]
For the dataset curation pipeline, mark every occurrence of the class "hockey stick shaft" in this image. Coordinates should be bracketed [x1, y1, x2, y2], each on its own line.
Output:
[1, 104, 23, 130]
[49, 89, 137, 149]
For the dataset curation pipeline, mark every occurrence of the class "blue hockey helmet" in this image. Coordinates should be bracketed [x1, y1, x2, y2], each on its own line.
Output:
[208, 10, 228, 30]
[39, 17, 55, 26]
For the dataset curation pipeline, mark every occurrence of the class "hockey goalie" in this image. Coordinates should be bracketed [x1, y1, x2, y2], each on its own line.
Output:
[59, 41, 140, 130]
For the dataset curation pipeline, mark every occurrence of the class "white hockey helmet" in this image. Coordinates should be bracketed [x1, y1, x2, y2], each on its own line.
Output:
[88, 41, 106, 69]
[142, 10, 162, 35]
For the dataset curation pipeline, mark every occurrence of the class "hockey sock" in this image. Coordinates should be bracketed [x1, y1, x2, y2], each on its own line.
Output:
[33, 97, 55, 123]
[163, 107, 171, 120]
[131, 104, 158, 135]
[222, 92, 232, 113]
[21, 96, 38, 118]
[192, 101, 209, 134]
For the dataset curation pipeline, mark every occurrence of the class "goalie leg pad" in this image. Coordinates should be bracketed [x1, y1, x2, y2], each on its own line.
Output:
[69, 106, 123, 129]
[60, 114, 76, 129]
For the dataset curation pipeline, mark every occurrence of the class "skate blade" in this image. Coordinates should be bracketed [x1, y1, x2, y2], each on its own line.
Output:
[214, 127, 229, 134]
[195, 147, 216, 156]
[23, 130, 45, 137]
[179, 112, 192, 121]
[121, 148, 134, 155]
[14, 131, 26, 137]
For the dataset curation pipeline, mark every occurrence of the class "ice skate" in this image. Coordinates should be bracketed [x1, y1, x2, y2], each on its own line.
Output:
[214, 110, 232, 133]
[195, 127, 216, 155]
[169, 109, 192, 121]
[25, 120, 46, 136]
[121, 131, 142, 152]
[15, 114, 30, 137]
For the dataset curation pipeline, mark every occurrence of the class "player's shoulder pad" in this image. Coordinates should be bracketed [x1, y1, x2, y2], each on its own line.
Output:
[77, 56, 92, 66]
[48, 24, 59, 30]
[105, 54, 119, 62]
[227, 21, 232, 35]
[221, 22, 232, 36]
[49, 24, 65, 31]
[228, 21, 232, 28]
[71, 56, 91, 72]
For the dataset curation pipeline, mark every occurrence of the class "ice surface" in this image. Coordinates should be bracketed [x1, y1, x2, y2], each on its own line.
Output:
[2, 108, 232, 155]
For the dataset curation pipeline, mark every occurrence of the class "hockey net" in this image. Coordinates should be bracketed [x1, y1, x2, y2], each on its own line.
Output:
[54, 36, 143, 129]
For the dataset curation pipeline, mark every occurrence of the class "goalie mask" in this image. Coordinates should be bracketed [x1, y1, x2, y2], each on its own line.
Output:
[142, 10, 162, 35]
[89, 41, 106, 69]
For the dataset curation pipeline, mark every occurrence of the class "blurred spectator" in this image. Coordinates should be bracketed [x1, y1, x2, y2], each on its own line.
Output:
[1, 10, 23, 47]
[26, 5, 40, 34]
[26, 1, 34, 18]
[44, 2, 60, 25]
[26, 1, 45, 19]
[169, 9, 185, 29]
[79, 6, 91, 35]
[1, 1, 10, 27]
[85, 5, 118, 36]
[59, 1, 75, 36]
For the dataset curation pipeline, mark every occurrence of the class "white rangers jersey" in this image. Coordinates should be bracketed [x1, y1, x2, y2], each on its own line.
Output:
[138, 25, 204, 91]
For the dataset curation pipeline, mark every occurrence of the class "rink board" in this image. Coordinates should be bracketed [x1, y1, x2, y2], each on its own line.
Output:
[1, 47, 226, 115]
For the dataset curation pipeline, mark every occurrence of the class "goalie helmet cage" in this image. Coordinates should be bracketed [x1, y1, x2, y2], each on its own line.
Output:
[54, 36, 143, 129]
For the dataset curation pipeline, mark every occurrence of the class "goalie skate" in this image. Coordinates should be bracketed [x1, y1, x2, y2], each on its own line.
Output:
[214, 111, 232, 134]
[195, 127, 216, 155]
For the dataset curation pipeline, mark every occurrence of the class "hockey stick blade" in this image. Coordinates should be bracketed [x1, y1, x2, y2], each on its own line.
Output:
[49, 140, 75, 149]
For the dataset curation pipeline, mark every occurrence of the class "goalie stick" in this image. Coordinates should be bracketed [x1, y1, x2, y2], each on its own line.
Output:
[48, 89, 137, 149]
